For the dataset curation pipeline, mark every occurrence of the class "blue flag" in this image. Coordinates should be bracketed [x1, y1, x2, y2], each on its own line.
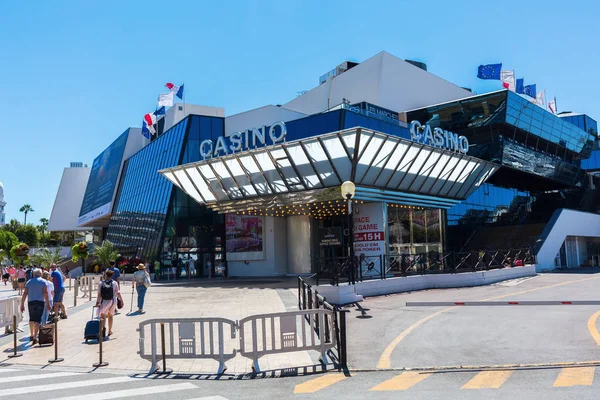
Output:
[175, 84, 184, 99]
[141, 122, 151, 139]
[516, 78, 525, 94]
[524, 84, 537, 99]
[154, 106, 166, 116]
[477, 63, 502, 80]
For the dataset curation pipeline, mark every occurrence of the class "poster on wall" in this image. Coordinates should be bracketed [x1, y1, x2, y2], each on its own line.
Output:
[353, 202, 386, 276]
[319, 227, 342, 247]
[225, 214, 265, 261]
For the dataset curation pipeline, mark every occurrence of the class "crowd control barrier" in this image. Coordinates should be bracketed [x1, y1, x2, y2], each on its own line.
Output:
[238, 309, 336, 373]
[1, 296, 22, 334]
[137, 308, 339, 375]
[138, 318, 237, 374]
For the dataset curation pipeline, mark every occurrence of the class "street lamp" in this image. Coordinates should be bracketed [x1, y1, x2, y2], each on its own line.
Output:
[341, 181, 356, 284]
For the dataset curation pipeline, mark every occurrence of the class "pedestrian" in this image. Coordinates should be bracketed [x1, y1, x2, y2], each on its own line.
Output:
[20, 268, 51, 344]
[25, 265, 33, 281]
[50, 264, 67, 319]
[9, 265, 15, 285]
[106, 261, 121, 289]
[153, 259, 160, 280]
[16, 265, 26, 295]
[132, 263, 150, 314]
[41, 271, 54, 325]
[1, 265, 8, 285]
[95, 269, 122, 337]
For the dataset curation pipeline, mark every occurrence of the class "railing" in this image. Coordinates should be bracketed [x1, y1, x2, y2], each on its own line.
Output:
[138, 318, 237, 374]
[239, 309, 336, 372]
[298, 277, 348, 370]
[316, 248, 537, 285]
[0, 297, 22, 334]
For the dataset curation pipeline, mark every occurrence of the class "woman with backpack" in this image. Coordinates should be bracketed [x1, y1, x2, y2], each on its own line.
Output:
[95, 269, 123, 337]
[132, 263, 151, 314]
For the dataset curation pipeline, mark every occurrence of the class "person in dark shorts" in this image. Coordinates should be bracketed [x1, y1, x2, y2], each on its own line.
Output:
[20, 268, 51, 344]
[16, 265, 26, 295]
[50, 264, 67, 319]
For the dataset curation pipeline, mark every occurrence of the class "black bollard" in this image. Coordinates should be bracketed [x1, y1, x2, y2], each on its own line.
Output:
[154, 322, 172, 374]
[93, 317, 108, 367]
[7, 315, 22, 358]
[48, 316, 64, 363]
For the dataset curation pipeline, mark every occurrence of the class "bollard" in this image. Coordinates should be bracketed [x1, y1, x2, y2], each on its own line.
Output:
[74, 280, 78, 307]
[68, 275, 71, 291]
[7, 315, 22, 358]
[48, 316, 64, 363]
[88, 277, 92, 302]
[154, 322, 172, 374]
[339, 310, 349, 370]
[93, 317, 108, 367]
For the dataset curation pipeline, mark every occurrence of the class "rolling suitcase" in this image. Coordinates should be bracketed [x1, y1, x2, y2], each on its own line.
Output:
[84, 306, 106, 343]
[38, 324, 54, 346]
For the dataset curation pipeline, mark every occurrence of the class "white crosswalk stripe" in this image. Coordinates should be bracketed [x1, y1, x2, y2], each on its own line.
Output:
[0, 367, 229, 400]
[0, 371, 78, 384]
[0, 376, 133, 397]
[56, 382, 198, 400]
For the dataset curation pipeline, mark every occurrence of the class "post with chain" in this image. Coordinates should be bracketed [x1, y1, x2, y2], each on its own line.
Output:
[7, 315, 22, 358]
[48, 316, 64, 363]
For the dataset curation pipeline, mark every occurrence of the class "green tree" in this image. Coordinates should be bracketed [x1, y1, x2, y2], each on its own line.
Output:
[92, 240, 118, 269]
[2, 219, 20, 234]
[0, 230, 18, 252]
[38, 218, 49, 235]
[19, 204, 34, 225]
[14, 224, 39, 246]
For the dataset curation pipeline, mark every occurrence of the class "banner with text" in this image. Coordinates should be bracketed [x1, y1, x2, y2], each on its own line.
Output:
[353, 202, 386, 276]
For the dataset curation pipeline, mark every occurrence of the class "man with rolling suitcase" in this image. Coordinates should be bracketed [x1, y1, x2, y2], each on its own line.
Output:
[20, 268, 51, 345]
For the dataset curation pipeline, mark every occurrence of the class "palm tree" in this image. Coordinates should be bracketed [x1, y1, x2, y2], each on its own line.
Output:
[19, 204, 34, 225]
[92, 240, 118, 270]
[39, 218, 49, 235]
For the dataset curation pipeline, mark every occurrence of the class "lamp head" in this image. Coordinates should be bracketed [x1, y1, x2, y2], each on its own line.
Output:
[341, 181, 356, 200]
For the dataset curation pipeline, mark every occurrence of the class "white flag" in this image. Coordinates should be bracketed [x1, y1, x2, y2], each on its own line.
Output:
[157, 91, 174, 107]
[548, 99, 556, 114]
[535, 90, 546, 106]
[500, 70, 515, 92]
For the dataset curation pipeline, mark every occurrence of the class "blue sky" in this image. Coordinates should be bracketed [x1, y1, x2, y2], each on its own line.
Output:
[1, 0, 598, 224]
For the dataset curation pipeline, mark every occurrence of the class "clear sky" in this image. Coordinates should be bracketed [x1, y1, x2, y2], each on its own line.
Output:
[1, 0, 598, 224]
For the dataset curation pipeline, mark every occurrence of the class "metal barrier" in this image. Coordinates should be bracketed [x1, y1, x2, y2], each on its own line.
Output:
[0, 297, 22, 334]
[138, 318, 237, 374]
[77, 276, 98, 302]
[239, 309, 336, 373]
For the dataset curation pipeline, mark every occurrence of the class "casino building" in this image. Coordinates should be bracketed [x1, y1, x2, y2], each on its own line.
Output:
[50, 51, 600, 277]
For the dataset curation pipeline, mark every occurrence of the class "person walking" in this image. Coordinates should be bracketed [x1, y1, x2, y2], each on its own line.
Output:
[20, 268, 51, 344]
[132, 263, 150, 314]
[25, 265, 33, 281]
[1, 266, 8, 285]
[95, 269, 122, 337]
[9, 265, 16, 287]
[41, 271, 54, 325]
[16, 265, 26, 295]
[107, 261, 121, 289]
[50, 264, 67, 319]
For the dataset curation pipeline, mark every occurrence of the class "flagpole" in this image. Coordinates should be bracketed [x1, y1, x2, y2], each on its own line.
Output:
[554, 96, 558, 114]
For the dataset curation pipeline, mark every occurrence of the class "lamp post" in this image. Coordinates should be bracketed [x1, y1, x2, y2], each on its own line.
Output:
[341, 181, 356, 284]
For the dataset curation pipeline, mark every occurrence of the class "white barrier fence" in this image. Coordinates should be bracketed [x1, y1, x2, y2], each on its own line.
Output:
[138, 318, 237, 374]
[0, 297, 22, 334]
[137, 309, 338, 374]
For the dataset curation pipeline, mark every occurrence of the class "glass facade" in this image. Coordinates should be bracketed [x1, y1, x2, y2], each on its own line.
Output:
[388, 206, 442, 255]
[106, 115, 226, 275]
[560, 113, 598, 137]
[581, 149, 600, 171]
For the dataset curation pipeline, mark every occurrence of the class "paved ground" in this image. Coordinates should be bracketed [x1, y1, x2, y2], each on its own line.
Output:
[0, 277, 313, 374]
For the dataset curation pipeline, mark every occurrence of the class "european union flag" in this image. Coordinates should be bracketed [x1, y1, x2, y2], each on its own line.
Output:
[154, 106, 166, 116]
[524, 84, 537, 99]
[477, 63, 502, 80]
[516, 78, 525, 94]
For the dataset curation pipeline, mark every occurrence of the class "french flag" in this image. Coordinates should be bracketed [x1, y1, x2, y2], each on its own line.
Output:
[165, 82, 184, 99]
[143, 113, 156, 137]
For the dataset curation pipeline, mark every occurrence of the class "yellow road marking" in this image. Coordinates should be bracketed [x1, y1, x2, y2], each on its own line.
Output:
[377, 275, 600, 369]
[553, 367, 595, 387]
[461, 370, 513, 389]
[376, 308, 453, 368]
[587, 310, 600, 346]
[370, 371, 432, 391]
[293, 373, 349, 394]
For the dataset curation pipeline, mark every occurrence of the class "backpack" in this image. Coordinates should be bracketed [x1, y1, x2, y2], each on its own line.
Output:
[100, 279, 114, 300]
